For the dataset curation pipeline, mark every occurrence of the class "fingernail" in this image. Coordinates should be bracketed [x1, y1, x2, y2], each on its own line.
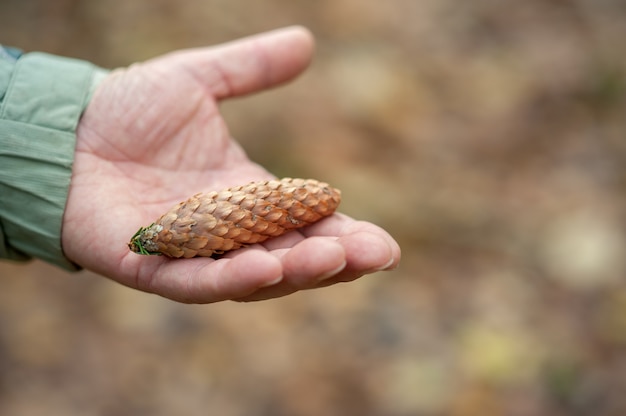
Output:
[316, 261, 347, 283]
[260, 275, 283, 288]
[376, 257, 396, 271]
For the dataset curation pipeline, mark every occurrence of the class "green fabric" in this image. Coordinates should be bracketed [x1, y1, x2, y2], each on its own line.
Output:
[0, 51, 107, 270]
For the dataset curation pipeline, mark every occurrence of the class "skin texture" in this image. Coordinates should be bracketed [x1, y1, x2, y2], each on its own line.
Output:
[61, 26, 401, 303]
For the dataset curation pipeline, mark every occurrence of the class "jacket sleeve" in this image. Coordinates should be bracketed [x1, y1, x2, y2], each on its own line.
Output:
[0, 47, 108, 270]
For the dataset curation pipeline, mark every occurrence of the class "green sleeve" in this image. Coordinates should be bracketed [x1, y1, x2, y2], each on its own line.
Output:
[0, 49, 108, 270]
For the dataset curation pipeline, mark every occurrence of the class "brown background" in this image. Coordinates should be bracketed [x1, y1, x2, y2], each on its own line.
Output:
[1, 1, 626, 415]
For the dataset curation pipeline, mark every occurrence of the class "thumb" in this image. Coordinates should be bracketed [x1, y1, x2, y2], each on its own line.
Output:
[156, 26, 315, 100]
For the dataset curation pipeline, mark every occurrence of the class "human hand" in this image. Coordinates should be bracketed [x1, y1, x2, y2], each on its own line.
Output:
[61, 26, 400, 303]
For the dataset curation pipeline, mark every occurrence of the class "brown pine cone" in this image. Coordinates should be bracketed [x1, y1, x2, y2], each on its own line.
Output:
[128, 178, 341, 258]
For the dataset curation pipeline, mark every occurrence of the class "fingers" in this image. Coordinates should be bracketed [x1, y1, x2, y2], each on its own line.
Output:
[233, 218, 400, 302]
[234, 237, 348, 302]
[169, 26, 315, 99]
[136, 215, 400, 304]
[303, 213, 402, 271]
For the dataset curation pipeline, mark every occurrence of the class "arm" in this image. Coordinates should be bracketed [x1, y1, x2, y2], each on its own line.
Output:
[0, 46, 106, 269]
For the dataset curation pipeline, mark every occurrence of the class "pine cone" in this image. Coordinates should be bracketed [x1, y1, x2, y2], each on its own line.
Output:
[128, 178, 341, 258]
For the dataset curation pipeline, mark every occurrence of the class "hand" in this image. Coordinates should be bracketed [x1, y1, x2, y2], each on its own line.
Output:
[61, 26, 401, 303]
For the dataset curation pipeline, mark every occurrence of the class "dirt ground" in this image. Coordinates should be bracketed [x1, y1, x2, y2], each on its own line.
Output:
[1, 1, 626, 415]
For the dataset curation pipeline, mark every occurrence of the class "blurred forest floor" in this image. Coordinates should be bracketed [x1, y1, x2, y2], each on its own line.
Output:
[1, 1, 626, 415]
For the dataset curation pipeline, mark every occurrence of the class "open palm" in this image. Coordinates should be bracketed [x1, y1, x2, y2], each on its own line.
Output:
[61, 27, 400, 303]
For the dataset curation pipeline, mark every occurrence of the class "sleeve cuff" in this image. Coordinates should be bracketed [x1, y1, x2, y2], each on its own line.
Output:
[0, 52, 108, 270]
